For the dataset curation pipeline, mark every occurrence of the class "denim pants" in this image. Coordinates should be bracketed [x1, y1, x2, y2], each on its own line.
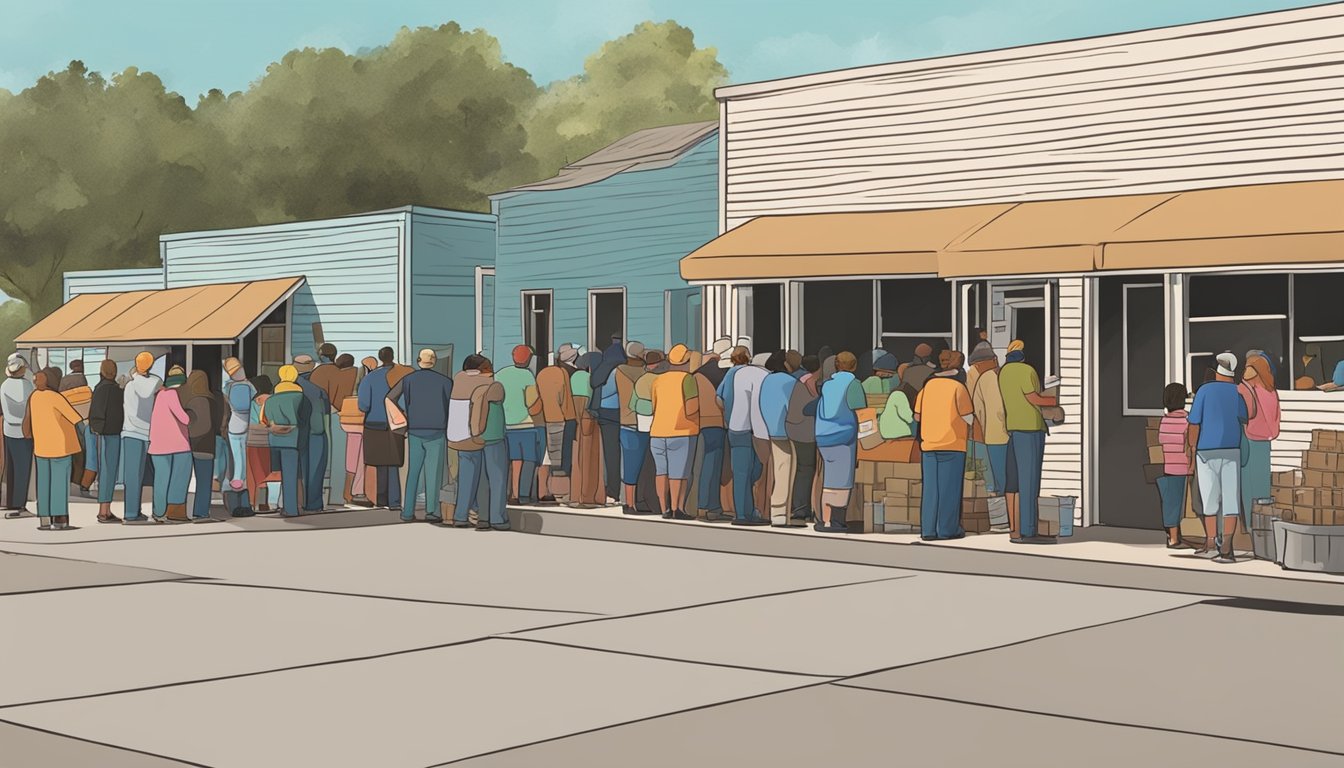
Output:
[191, 455, 215, 519]
[301, 432, 328, 511]
[405, 434, 446, 519]
[96, 434, 122, 504]
[327, 414, 347, 505]
[375, 466, 403, 509]
[1240, 438, 1271, 527]
[456, 442, 509, 528]
[986, 442, 1009, 495]
[727, 429, 762, 521]
[276, 446, 301, 517]
[150, 452, 192, 518]
[1007, 430, 1046, 538]
[35, 454, 72, 519]
[79, 422, 98, 476]
[121, 436, 151, 520]
[4, 436, 33, 509]
[599, 418, 621, 501]
[226, 432, 248, 487]
[1156, 474, 1187, 529]
[507, 427, 542, 503]
[921, 450, 967, 539]
[791, 441, 817, 517]
[697, 427, 727, 513]
[561, 419, 577, 477]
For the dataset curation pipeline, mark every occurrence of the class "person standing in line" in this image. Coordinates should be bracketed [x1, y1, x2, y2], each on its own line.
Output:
[649, 344, 699, 520]
[246, 375, 277, 511]
[497, 345, 544, 506]
[589, 338, 626, 505]
[148, 365, 193, 523]
[88, 360, 124, 523]
[785, 354, 822, 524]
[785, 350, 807, 382]
[813, 351, 866, 533]
[632, 349, 665, 515]
[914, 350, 974, 541]
[121, 352, 162, 524]
[613, 342, 655, 515]
[968, 342, 1009, 495]
[2, 355, 35, 517]
[183, 371, 222, 521]
[759, 351, 801, 527]
[862, 352, 900, 396]
[59, 360, 97, 494]
[357, 347, 405, 512]
[293, 354, 330, 513]
[567, 352, 603, 508]
[536, 345, 577, 504]
[27, 370, 84, 531]
[1188, 353, 1249, 563]
[1239, 353, 1280, 529]
[999, 340, 1056, 545]
[221, 358, 256, 498]
[691, 348, 729, 521]
[448, 355, 510, 531]
[394, 349, 453, 523]
[717, 346, 769, 526]
[902, 343, 937, 393]
[1157, 383, 1193, 549]
[263, 365, 309, 518]
[308, 343, 349, 507]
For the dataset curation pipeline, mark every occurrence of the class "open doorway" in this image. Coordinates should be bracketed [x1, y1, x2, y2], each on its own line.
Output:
[522, 290, 552, 369]
[589, 288, 625, 352]
[735, 283, 782, 354]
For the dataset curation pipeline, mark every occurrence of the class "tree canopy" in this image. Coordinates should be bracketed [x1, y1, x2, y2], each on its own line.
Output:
[0, 20, 726, 343]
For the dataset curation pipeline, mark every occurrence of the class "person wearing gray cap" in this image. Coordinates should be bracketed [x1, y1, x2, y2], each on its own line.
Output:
[863, 351, 899, 396]
[613, 341, 655, 514]
[2, 354, 34, 516]
[292, 354, 330, 512]
[1187, 352, 1250, 563]
[967, 342, 1009, 496]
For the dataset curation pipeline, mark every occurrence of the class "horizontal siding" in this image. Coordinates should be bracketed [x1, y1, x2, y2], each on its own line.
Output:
[1041, 277, 1085, 521]
[410, 213, 496, 370]
[493, 134, 718, 355]
[722, 6, 1344, 226]
[1271, 392, 1344, 471]
[164, 219, 404, 362]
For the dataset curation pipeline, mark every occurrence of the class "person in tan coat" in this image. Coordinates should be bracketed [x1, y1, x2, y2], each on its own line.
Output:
[535, 346, 577, 503]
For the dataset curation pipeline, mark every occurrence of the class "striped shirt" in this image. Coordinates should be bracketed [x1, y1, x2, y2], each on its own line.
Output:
[1159, 410, 1191, 476]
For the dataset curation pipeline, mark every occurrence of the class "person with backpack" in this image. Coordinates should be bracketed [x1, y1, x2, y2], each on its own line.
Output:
[262, 365, 310, 518]
[448, 354, 509, 529]
[814, 351, 866, 533]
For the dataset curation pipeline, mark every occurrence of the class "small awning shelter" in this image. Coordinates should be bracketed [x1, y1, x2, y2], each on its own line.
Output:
[16, 276, 305, 347]
[680, 205, 1010, 281]
[685, 180, 1344, 282]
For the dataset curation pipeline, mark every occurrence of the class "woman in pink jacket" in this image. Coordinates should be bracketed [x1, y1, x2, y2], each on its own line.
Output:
[1156, 383, 1193, 549]
[149, 365, 193, 522]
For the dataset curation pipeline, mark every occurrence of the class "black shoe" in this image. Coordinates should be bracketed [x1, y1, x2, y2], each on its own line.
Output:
[672, 511, 695, 520]
[96, 515, 121, 524]
[230, 509, 256, 518]
[1213, 551, 1238, 564]
[732, 517, 771, 527]
[4, 511, 24, 519]
[1023, 536, 1057, 545]
[944, 532, 966, 540]
[622, 505, 639, 516]
[475, 521, 491, 530]
[661, 511, 674, 519]
[920, 535, 940, 541]
[451, 521, 472, 528]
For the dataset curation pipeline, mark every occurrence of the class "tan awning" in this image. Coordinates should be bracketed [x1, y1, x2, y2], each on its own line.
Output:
[1099, 180, 1344, 271]
[680, 206, 1010, 281]
[17, 276, 305, 347]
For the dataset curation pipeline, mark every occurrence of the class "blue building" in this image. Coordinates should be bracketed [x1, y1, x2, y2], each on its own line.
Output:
[19, 206, 495, 385]
[488, 121, 718, 362]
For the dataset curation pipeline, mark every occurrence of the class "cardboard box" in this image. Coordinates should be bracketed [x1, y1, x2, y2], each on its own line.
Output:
[1145, 427, 1161, 447]
[856, 461, 877, 486]
[1272, 470, 1301, 488]
[1147, 416, 1164, 430]
[963, 516, 991, 534]
[883, 478, 918, 494]
[1311, 429, 1342, 452]
[883, 462, 923, 480]
[1147, 445, 1166, 465]
[857, 408, 883, 450]
[1271, 487, 1297, 506]
[1039, 518, 1059, 536]
[962, 498, 990, 516]
[859, 438, 921, 463]
[1303, 469, 1326, 488]
[1305, 451, 1343, 473]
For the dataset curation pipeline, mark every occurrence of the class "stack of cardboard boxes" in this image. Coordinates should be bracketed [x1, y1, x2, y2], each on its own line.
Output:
[1270, 429, 1344, 526]
[961, 452, 992, 534]
[853, 460, 921, 534]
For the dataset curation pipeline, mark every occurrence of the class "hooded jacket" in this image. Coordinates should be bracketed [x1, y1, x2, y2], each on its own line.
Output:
[183, 371, 222, 457]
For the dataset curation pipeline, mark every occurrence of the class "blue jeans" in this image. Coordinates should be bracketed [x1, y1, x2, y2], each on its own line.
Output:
[192, 456, 215, 519]
[1156, 474, 1187, 529]
[697, 427, 727, 512]
[405, 434, 446, 520]
[35, 454, 72, 519]
[921, 450, 966, 539]
[727, 429, 762, 521]
[506, 427, 543, 503]
[4, 436, 33, 509]
[226, 432, 248, 487]
[121, 436, 153, 519]
[275, 446, 301, 517]
[986, 442, 1009, 495]
[619, 427, 650, 486]
[79, 422, 97, 476]
[96, 434, 122, 504]
[1007, 430, 1046, 537]
[150, 452, 192, 518]
[301, 432, 328, 511]
[457, 442, 510, 528]
[327, 415, 346, 506]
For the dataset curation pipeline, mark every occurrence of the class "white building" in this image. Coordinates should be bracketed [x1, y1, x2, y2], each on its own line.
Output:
[683, 4, 1344, 528]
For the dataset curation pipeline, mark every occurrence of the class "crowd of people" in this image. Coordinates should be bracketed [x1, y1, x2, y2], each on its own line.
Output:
[0, 334, 1068, 543]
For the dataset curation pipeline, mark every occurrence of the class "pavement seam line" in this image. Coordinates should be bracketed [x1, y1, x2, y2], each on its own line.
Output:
[829, 685, 1344, 758]
[0, 716, 211, 767]
[0, 577, 197, 598]
[173, 580, 607, 615]
[494, 636, 837, 679]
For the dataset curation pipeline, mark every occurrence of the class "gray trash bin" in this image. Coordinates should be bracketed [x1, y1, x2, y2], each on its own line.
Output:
[1273, 520, 1344, 573]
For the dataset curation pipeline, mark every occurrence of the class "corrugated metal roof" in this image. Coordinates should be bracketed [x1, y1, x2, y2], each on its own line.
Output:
[497, 121, 717, 195]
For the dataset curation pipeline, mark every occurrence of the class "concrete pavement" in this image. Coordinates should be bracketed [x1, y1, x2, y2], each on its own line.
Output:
[1, 503, 1340, 766]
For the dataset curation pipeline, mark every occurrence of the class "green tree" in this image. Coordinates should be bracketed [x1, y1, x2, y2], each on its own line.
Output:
[0, 62, 252, 319]
[525, 21, 727, 171]
[0, 301, 31, 361]
[207, 23, 542, 221]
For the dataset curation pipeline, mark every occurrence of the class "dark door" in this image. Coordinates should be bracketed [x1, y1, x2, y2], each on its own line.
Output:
[591, 291, 625, 352]
[524, 292, 551, 369]
[1098, 276, 1166, 529]
[1013, 307, 1046, 381]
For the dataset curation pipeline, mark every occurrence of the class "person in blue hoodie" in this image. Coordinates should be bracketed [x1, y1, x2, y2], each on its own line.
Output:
[759, 351, 802, 527]
[392, 349, 454, 523]
[813, 351, 866, 533]
[589, 338, 626, 504]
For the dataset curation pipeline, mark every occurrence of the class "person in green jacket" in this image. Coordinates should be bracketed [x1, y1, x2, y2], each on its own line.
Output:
[262, 365, 310, 518]
[863, 351, 900, 396]
[878, 387, 915, 439]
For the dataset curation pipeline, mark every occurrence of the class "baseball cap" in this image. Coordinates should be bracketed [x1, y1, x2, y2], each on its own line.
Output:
[625, 341, 646, 360]
[1216, 352, 1237, 378]
[667, 344, 691, 366]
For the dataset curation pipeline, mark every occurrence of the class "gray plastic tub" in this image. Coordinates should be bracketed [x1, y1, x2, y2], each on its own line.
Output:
[1272, 520, 1344, 574]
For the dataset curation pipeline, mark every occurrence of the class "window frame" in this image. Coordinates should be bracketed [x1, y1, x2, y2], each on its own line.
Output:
[587, 286, 626, 353]
[520, 289, 554, 364]
[1122, 282, 1166, 417]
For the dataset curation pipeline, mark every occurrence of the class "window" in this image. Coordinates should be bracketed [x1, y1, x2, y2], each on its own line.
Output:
[521, 290, 552, 368]
[735, 283, 782, 354]
[1186, 274, 1288, 390]
[589, 288, 625, 352]
[879, 278, 953, 362]
[802, 280, 873, 357]
[664, 287, 701, 350]
[1292, 272, 1344, 389]
[1123, 283, 1165, 414]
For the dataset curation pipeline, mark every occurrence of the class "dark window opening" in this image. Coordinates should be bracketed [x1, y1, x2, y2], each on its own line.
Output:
[591, 291, 625, 352]
[802, 280, 873, 359]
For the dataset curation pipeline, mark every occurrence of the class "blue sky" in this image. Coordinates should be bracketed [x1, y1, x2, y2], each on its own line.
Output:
[0, 0, 1327, 98]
